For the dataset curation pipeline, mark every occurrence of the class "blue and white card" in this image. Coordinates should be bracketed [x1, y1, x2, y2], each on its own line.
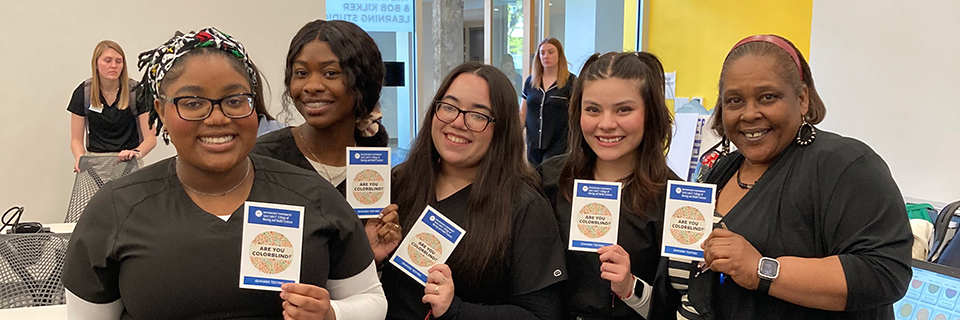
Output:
[346, 147, 392, 219]
[239, 201, 305, 291]
[569, 179, 622, 252]
[389, 206, 465, 286]
[660, 180, 716, 261]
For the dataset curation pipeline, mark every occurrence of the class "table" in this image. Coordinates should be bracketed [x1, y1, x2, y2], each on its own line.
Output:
[1, 223, 75, 235]
[0, 304, 67, 319]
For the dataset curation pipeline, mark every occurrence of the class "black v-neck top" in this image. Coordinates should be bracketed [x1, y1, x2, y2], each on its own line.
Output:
[252, 126, 389, 196]
[381, 184, 567, 320]
[686, 130, 912, 319]
[63, 154, 374, 319]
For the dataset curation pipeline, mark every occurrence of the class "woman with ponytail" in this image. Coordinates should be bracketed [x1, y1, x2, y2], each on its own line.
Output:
[539, 51, 680, 319]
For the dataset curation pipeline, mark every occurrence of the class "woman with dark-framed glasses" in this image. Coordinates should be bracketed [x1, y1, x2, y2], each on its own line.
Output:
[379, 61, 566, 320]
[63, 27, 387, 319]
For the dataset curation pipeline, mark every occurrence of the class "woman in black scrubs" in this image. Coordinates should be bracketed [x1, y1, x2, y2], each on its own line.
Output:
[539, 51, 679, 319]
[252, 19, 400, 264]
[381, 61, 567, 320]
[684, 34, 912, 319]
[63, 27, 386, 319]
[521, 37, 577, 165]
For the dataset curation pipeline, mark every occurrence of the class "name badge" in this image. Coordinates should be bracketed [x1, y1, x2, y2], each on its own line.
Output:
[88, 104, 104, 114]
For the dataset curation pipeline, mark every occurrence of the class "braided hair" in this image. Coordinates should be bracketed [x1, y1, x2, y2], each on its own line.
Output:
[135, 27, 270, 143]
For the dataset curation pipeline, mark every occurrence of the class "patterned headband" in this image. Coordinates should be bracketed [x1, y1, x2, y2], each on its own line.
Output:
[729, 34, 803, 80]
[137, 27, 257, 97]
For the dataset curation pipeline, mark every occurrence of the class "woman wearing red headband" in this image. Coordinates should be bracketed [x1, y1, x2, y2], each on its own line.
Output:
[678, 35, 912, 319]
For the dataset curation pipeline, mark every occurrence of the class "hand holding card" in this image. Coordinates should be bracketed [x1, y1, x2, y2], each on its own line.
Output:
[389, 206, 465, 286]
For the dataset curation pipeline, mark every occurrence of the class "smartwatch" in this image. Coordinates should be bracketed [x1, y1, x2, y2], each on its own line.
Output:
[757, 257, 779, 295]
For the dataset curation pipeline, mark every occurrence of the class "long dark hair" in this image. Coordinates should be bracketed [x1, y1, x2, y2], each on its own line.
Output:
[393, 61, 537, 294]
[710, 35, 826, 137]
[561, 52, 674, 215]
[282, 19, 385, 122]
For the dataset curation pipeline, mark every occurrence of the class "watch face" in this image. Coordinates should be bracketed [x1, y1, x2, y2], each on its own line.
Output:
[760, 259, 779, 277]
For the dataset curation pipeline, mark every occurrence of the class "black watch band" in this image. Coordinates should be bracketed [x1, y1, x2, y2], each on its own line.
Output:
[757, 277, 772, 295]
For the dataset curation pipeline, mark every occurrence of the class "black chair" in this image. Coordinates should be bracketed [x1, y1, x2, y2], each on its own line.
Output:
[65, 155, 138, 223]
[0, 233, 71, 309]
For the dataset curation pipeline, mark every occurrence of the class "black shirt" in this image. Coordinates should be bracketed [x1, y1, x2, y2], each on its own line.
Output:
[63, 154, 375, 319]
[251, 126, 389, 196]
[539, 154, 676, 320]
[687, 130, 912, 319]
[522, 74, 577, 164]
[381, 184, 568, 320]
[67, 81, 145, 153]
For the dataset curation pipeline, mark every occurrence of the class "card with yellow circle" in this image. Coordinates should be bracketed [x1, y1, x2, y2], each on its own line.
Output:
[569, 179, 622, 252]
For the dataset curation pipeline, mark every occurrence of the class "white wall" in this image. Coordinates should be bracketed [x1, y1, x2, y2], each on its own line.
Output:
[0, 0, 327, 224]
[810, 0, 960, 203]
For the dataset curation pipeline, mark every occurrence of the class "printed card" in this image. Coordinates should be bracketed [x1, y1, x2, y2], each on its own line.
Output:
[239, 201, 305, 291]
[389, 206, 465, 285]
[661, 180, 716, 261]
[346, 147, 392, 219]
[569, 179, 622, 252]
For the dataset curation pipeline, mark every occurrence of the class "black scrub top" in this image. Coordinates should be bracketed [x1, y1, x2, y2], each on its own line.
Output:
[381, 184, 568, 320]
[687, 130, 912, 320]
[251, 126, 388, 196]
[63, 154, 375, 319]
[522, 74, 577, 164]
[540, 154, 678, 319]
[67, 81, 145, 153]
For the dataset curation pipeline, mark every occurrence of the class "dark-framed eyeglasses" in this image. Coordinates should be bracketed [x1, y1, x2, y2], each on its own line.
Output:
[161, 93, 256, 121]
[433, 101, 496, 132]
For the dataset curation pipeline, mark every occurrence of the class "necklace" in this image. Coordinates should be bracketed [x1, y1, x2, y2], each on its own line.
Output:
[297, 127, 347, 182]
[178, 157, 251, 197]
[736, 168, 755, 190]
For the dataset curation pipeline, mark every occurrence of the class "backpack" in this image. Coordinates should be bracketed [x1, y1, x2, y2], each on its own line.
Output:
[927, 200, 960, 263]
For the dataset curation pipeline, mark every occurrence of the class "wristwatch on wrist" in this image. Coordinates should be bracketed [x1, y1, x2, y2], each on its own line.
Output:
[757, 257, 779, 295]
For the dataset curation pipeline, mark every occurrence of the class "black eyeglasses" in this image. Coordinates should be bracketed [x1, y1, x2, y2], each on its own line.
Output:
[434, 101, 496, 132]
[162, 93, 256, 121]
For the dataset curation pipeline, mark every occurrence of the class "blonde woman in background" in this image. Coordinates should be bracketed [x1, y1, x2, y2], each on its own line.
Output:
[68, 40, 156, 172]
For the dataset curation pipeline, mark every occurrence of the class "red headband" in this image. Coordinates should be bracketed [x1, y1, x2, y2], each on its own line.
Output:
[730, 35, 803, 80]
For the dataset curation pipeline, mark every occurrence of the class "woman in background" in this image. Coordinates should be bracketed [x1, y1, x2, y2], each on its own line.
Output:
[68, 40, 156, 172]
[520, 37, 576, 165]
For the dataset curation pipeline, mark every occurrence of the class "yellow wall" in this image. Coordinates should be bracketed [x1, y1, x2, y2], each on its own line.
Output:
[647, 0, 812, 110]
[624, 0, 638, 51]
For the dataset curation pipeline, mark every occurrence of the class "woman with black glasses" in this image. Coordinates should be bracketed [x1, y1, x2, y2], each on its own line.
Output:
[63, 27, 386, 319]
[380, 62, 566, 320]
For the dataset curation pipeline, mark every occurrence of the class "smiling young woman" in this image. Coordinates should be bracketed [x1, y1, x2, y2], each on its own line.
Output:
[63, 27, 386, 320]
[538, 51, 680, 319]
[381, 62, 566, 320]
